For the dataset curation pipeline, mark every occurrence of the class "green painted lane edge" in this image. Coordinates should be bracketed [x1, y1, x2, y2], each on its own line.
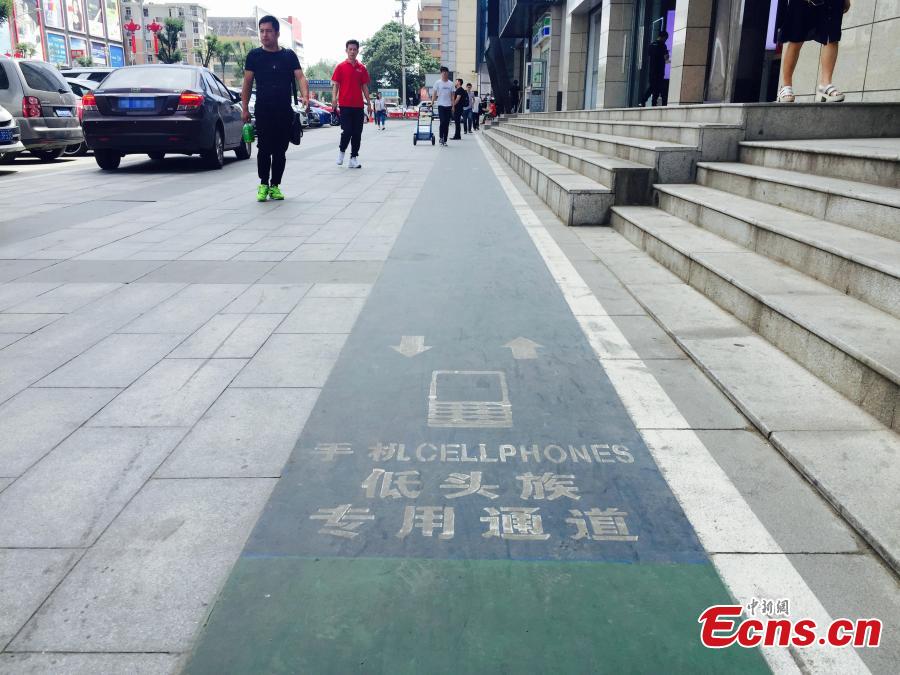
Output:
[185, 557, 769, 674]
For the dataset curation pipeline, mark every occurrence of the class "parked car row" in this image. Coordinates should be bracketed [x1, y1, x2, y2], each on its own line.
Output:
[1, 58, 342, 171]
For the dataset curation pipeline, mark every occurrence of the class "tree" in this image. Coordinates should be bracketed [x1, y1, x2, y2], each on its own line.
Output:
[0, 0, 11, 27]
[362, 22, 439, 98]
[215, 42, 234, 82]
[75, 56, 95, 67]
[305, 59, 337, 81]
[156, 17, 184, 64]
[195, 33, 220, 69]
[15, 42, 36, 58]
[226, 40, 252, 76]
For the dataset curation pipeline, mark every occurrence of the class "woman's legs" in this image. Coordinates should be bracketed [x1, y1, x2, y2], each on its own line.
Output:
[819, 42, 839, 86]
[780, 41, 803, 86]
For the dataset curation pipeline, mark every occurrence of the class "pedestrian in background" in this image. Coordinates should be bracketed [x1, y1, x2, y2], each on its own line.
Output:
[432, 66, 454, 146]
[463, 83, 474, 134]
[776, 0, 851, 102]
[242, 15, 308, 202]
[332, 39, 373, 169]
[470, 90, 481, 131]
[451, 78, 467, 140]
[373, 92, 387, 130]
[507, 79, 521, 114]
[640, 31, 669, 107]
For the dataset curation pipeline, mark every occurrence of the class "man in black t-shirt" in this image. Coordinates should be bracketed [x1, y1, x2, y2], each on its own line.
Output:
[242, 15, 309, 201]
[451, 78, 467, 140]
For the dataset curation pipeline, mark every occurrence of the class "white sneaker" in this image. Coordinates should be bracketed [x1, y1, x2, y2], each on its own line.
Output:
[349, 156, 361, 169]
[337, 151, 345, 166]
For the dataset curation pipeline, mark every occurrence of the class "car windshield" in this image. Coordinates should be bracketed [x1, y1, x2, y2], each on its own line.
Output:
[20, 61, 70, 93]
[101, 67, 196, 90]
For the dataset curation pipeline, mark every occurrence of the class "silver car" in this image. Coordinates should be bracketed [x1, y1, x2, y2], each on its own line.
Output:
[0, 57, 83, 162]
[0, 103, 25, 159]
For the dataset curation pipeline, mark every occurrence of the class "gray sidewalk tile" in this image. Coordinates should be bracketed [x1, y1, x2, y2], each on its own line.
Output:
[178, 244, 249, 261]
[35, 334, 185, 388]
[610, 316, 688, 360]
[3, 283, 120, 314]
[17, 260, 167, 283]
[0, 428, 186, 547]
[0, 282, 61, 311]
[213, 314, 284, 358]
[276, 297, 366, 334]
[0, 388, 120, 477]
[0, 653, 180, 675]
[120, 284, 247, 334]
[214, 229, 271, 244]
[230, 250, 290, 262]
[0, 549, 81, 650]
[306, 282, 372, 298]
[88, 359, 246, 427]
[0, 334, 26, 349]
[284, 243, 346, 261]
[260, 260, 382, 284]
[157, 388, 319, 477]
[136, 260, 275, 284]
[167, 315, 245, 359]
[232, 334, 346, 387]
[222, 283, 311, 314]
[0, 262, 59, 283]
[0, 478, 12, 492]
[0, 314, 62, 333]
[10, 478, 275, 652]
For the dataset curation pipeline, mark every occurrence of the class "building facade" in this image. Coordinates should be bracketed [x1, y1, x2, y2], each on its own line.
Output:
[120, 1, 210, 66]
[485, 0, 900, 112]
[441, 0, 480, 83]
[419, 0, 442, 59]
[1, 0, 127, 67]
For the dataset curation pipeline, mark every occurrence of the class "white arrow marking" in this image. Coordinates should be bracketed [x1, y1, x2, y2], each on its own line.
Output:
[504, 337, 542, 360]
[391, 335, 432, 358]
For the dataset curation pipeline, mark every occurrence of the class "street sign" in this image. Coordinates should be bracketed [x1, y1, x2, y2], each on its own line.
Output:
[379, 88, 399, 99]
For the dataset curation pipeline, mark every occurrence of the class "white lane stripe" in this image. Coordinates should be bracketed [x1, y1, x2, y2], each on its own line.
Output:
[477, 134, 869, 675]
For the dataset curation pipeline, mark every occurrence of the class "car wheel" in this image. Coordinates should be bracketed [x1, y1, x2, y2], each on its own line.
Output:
[413, 135, 418, 145]
[34, 149, 64, 162]
[95, 150, 121, 170]
[234, 139, 251, 160]
[63, 143, 85, 157]
[148, 152, 165, 161]
[202, 127, 225, 170]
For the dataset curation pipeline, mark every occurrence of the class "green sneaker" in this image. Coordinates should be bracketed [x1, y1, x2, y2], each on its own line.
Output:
[269, 185, 285, 200]
[256, 184, 269, 202]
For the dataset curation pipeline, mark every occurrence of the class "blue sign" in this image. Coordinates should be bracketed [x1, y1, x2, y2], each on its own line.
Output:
[91, 41, 107, 65]
[307, 78, 332, 89]
[46, 32, 68, 65]
[68, 35, 87, 59]
[109, 44, 125, 67]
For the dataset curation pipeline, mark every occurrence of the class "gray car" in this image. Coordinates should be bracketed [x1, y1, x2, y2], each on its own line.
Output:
[0, 57, 83, 162]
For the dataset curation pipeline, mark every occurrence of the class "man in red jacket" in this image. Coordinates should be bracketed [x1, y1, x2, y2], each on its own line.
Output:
[331, 39, 373, 169]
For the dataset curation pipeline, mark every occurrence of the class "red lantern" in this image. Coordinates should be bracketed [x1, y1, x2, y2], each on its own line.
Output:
[123, 19, 141, 54]
[146, 20, 163, 54]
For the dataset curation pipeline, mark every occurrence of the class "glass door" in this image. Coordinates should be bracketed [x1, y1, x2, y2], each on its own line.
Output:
[584, 7, 603, 109]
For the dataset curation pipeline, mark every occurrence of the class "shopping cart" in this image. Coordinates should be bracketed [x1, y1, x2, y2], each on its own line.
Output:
[413, 102, 435, 146]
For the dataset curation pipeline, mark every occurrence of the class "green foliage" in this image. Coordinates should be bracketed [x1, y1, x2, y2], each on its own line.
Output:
[362, 22, 439, 98]
[225, 40, 252, 75]
[75, 56, 95, 67]
[15, 42, 36, 58]
[157, 17, 184, 64]
[195, 33, 220, 69]
[0, 0, 11, 26]
[215, 42, 234, 80]
[305, 59, 337, 80]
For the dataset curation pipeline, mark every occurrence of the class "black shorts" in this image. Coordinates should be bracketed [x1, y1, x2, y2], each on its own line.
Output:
[775, 0, 843, 45]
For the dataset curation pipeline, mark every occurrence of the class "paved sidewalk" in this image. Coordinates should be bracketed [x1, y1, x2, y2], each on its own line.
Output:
[0, 124, 897, 674]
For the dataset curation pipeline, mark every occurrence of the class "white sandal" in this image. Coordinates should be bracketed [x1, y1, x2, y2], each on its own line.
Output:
[777, 85, 795, 103]
[817, 84, 845, 102]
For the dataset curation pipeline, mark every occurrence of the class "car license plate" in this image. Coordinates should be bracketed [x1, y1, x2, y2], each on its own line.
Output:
[56, 108, 73, 118]
[0, 129, 13, 142]
[120, 98, 155, 110]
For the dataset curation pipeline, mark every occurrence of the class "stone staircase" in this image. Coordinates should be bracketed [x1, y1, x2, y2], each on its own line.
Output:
[484, 104, 900, 574]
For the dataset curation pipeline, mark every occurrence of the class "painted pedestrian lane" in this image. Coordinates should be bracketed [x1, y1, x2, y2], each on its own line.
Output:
[186, 138, 767, 674]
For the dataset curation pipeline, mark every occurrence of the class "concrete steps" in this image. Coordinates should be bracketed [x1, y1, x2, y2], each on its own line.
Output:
[489, 125, 653, 205]
[519, 117, 742, 159]
[500, 121, 697, 183]
[696, 161, 900, 241]
[740, 138, 900, 189]
[611, 206, 900, 430]
[483, 129, 613, 225]
[587, 236, 900, 574]
[653, 183, 900, 318]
